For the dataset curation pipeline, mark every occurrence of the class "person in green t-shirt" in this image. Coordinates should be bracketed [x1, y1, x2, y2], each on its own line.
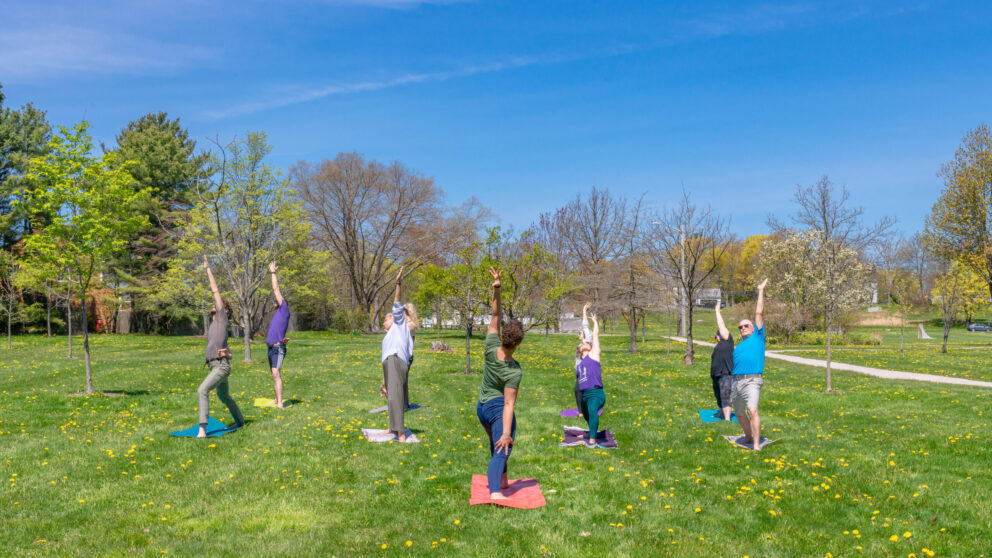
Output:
[475, 267, 525, 499]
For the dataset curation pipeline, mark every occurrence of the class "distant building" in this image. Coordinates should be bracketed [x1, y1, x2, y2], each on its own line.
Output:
[694, 288, 722, 307]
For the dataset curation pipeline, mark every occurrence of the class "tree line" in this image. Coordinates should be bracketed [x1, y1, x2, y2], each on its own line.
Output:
[2, 82, 991, 393]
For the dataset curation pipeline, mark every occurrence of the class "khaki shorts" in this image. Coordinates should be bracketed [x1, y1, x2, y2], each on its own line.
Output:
[731, 374, 763, 411]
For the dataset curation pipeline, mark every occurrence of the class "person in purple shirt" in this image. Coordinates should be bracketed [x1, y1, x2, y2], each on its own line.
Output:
[575, 313, 606, 448]
[266, 262, 291, 408]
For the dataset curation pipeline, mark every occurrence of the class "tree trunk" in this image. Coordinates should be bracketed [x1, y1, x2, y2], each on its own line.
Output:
[46, 290, 52, 337]
[683, 305, 695, 365]
[243, 312, 252, 363]
[67, 285, 73, 359]
[641, 313, 645, 344]
[464, 323, 472, 374]
[899, 314, 905, 358]
[81, 291, 93, 395]
[6, 311, 11, 349]
[666, 311, 671, 358]
[202, 312, 209, 336]
[628, 306, 637, 353]
[545, 322, 549, 339]
[825, 326, 833, 392]
[942, 321, 950, 354]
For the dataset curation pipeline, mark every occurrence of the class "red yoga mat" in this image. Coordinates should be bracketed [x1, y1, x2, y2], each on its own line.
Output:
[469, 475, 547, 509]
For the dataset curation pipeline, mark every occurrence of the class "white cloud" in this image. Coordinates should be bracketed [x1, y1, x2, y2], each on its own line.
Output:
[0, 24, 213, 78]
[203, 55, 556, 119]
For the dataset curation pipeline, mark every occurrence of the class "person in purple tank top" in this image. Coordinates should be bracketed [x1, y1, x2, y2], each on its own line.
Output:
[266, 262, 291, 408]
[575, 313, 606, 448]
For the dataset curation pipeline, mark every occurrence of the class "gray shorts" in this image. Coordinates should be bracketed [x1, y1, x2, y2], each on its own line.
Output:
[731, 374, 763, 410]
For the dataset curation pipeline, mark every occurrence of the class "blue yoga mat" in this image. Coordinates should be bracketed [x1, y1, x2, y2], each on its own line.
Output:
[170, 417, 241, 438]
[698, 409, 738, 423]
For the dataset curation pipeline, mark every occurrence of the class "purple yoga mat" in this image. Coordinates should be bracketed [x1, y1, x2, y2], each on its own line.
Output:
[561, 425, 618, 448]
[559, 408, 604, 418]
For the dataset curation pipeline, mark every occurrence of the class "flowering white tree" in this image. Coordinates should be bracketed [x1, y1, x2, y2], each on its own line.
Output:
[759, 229, 873, 392]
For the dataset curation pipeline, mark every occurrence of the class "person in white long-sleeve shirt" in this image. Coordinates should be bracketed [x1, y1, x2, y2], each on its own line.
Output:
[380, 266, 418, 441]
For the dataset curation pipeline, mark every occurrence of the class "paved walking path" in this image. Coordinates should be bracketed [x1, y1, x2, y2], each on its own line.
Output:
[666, 336, 992, 388]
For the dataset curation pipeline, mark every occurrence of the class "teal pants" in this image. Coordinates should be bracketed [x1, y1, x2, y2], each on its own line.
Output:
[580, 387, 605, 442]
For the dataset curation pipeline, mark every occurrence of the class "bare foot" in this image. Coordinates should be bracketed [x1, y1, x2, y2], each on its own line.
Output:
[397, 432, 407, 443]
[276, 402, 285, 409]
[489, 492, 508, 500]
[196, 426, 207, 438]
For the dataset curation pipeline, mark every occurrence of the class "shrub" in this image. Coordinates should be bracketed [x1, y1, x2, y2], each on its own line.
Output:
[790, 330, 881, 346]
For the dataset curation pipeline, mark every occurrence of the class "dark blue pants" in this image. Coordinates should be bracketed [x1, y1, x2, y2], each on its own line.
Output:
[476, 397, 517, 494]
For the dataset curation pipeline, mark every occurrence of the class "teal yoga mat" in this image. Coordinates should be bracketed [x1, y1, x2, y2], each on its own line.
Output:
[170, 417, 241, 437]
[699, 409, 738, 423]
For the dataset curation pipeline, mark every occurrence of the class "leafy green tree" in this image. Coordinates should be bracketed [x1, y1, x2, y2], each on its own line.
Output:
[22, 121, 150, 394]
[926, 124, 992, 298]
[0, 83, 51, 247]
[105, 112, 208, 332]
[931, 260, 988, 353]
[169, 132, 309, 363]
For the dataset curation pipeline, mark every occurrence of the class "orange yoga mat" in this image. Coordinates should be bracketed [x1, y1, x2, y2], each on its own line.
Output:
[469, 474, 546, 509]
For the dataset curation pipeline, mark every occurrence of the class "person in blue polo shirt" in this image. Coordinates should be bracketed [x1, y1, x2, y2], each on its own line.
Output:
[732, 278, 768, 450]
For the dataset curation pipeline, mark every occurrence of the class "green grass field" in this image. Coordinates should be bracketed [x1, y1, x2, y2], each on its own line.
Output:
[2, 330, 990, 556]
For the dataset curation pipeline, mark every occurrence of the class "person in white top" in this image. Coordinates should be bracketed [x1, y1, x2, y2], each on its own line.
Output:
[379, 266, 418, 441]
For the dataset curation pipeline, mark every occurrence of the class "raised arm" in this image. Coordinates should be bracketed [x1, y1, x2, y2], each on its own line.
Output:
[487, 267, 502, 335]
[204, 255, 223, 310]
[393, 265, 405, 303]
[589, 313, 601, 362]
[715, 303, 730, 340]
[581, 302, 592, 340]
[755, 278, 768, 329]
[268, 262, 284, 306]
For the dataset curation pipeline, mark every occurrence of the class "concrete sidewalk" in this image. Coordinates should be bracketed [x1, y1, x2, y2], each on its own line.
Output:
[665, 336, 992, 389]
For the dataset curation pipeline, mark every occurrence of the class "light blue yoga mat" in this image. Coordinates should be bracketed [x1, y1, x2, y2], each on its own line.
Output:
[170, 417, 241, 438]
[699, 409, 738, 423]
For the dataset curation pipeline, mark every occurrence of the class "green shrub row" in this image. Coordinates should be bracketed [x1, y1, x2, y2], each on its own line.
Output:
[789, 330, 882, 346]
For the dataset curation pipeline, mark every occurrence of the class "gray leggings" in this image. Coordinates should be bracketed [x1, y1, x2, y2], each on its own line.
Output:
[382, 354, 410, 433]
[198, 359, 245, 426]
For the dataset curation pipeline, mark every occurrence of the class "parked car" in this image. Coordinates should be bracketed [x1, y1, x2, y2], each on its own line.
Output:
[966, 323, 992, 332]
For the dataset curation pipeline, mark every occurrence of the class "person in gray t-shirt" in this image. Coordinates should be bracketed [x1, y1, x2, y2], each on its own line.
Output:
[196, 256, 245, 438]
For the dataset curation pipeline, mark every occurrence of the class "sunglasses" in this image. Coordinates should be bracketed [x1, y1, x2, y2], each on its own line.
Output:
[738, 324, 751, 330]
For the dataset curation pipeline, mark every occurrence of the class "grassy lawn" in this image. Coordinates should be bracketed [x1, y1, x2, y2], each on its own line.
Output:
[2, 330, 990, 556]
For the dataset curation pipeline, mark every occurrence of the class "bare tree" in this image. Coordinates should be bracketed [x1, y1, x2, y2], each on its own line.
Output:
[872, 235, 904, 305]
[649, 190, 729, 364]
[0, 253, 19, 348]
[293, 153, 476, 330]
[899, 232, 938, 304]
[769, 175, 895, 255]
[561, 186, 632, 304]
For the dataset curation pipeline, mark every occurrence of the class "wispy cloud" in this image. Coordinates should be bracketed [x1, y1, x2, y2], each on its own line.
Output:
[202, 55, 558, 119]
[317, 0, 472, 7]
[0, 24, 213, 78]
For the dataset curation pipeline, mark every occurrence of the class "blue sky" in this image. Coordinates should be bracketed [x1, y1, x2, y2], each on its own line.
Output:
[3, 0, 991, 236]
